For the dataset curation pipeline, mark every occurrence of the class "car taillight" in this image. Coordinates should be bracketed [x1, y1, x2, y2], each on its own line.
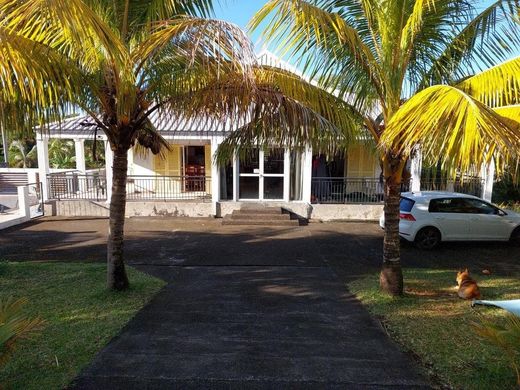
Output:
[400, 213, 416, 221]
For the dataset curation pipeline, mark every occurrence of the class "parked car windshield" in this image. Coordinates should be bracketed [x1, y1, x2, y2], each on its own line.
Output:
[400, 197, 415, 212]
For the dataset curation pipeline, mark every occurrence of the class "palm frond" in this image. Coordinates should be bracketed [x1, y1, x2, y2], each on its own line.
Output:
[0, 0, 128, 70]
[209, 67, 363, 163]
[472, 314, 520, 385]
[144, 60, 364, 158]
[400, 0, 436, 52]
[457, 56, 520, 107]
[83, 0, 216, 39]
[495, 104, 520, 122]
[418, 0, 520, 90]
[249, 0, 383, 101]
[0, 27, 79, 133]
[133, 16, 256, 79]
[0, 297, 44, 366]
[380, 84, 520, 174]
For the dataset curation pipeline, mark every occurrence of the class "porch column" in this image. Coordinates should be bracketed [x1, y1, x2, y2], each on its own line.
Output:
[74, 139, 86, 194]
[104, 141, 113, 202]
[481, 161, 495, 202]
[36, 136, 50, 201]
[283, 149, 291, 202]
[410, 147, 422, 192]
[302, 145, 313, 203]
[74, 139, 86, 173]
[210, 137, 221, 216]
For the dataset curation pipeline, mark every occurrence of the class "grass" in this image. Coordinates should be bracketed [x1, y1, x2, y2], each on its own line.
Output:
[0, 261, 165, 390]
[349, 269, 520, 390]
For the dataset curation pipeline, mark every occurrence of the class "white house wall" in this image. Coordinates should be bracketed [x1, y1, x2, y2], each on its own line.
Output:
[130, 149, 155, 176]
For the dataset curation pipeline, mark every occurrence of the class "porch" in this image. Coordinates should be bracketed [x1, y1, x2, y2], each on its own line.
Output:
[46, 171, 212, 202]
[31, 115, 495, 221]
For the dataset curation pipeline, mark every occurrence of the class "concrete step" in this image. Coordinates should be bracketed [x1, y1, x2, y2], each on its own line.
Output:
[230, 213, 291, 221]
[233, 208, 283, 215]
[223, 207, 301, 227]
[222, 218, 300, 226]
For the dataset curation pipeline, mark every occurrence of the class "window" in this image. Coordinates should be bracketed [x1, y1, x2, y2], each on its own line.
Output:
[462, 199, 498, 215]
[400, 197, 415, 212]
[429, 198, 465, 213]
[429, 198, 498, 214]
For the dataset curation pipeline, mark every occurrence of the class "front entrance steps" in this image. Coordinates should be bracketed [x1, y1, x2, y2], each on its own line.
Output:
[222, 207, 301, 226]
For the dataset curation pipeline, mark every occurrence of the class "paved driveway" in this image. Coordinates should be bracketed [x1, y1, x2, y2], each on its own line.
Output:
[2, 217, 519, 388]
[2, 217, 518, 276]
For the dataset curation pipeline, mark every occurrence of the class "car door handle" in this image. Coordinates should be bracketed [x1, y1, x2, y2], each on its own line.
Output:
[434, 217, 445, 220]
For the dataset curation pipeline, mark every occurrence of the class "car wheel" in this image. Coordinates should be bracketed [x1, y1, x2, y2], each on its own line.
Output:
[510, 228, 520, 247]
[415, 227, 441, 250]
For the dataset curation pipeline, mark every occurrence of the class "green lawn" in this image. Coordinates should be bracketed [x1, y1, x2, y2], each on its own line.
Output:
[349, 269, 520, 390]
[0, 261, 165, 390]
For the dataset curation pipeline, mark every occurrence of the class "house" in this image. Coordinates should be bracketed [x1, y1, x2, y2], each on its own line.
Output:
[31, 52, 495, 221]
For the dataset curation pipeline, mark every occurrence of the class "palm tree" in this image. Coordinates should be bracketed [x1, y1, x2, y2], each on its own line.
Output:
[0, 0, 358, 290]
[235, 0, 520, 295]
[8, 139, 37, 168]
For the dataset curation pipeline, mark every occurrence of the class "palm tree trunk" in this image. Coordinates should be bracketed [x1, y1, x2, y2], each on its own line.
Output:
[107, 146, 130, 290]
[380, 172, 404, 296]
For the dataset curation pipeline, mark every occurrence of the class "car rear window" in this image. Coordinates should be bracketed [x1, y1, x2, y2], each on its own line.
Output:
[400, 197, 415, 212]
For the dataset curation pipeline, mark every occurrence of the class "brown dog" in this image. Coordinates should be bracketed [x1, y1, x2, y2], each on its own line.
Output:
[456, 269, 481, 300]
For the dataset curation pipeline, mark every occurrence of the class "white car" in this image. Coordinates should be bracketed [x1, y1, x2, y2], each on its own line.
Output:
[379, 191, 520, 249]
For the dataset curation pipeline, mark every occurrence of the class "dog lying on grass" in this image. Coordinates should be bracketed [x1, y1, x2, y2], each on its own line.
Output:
[456, 269, 481, 300]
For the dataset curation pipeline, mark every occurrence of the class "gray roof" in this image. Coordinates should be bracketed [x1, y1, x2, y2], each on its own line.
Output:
[37, 111, 234, 137]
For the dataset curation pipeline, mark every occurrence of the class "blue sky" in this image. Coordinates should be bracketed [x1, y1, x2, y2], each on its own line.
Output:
[214, 1, 266, 48]
[214, 1, 264, 28]
[214, 0, 503, 28]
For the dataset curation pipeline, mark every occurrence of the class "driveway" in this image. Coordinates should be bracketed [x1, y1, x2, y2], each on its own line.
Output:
[2, 217, 518, 388]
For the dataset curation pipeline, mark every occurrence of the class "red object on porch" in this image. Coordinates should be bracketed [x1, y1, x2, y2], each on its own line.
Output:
[185, 165, 205, 191]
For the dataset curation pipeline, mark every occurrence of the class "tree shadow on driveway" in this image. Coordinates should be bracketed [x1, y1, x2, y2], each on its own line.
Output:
[1, 217, 518, 281]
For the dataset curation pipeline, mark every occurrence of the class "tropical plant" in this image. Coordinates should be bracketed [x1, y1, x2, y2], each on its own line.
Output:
[473, 314, 520, 386]
[0, 0, 356, 290]
[245, 0, 520, 295]
[8, 139, 37, 168]
[48, 139, 76, 169]
[0, 297, 44, 367]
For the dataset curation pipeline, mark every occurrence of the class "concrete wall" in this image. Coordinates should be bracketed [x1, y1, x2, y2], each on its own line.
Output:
[126, 201, 212, 218]
[310, 204, 383, 221]
[46, 200, 382, 221]
[47, 200, 213, 218]
[0, 186, 31, 230]
[46, 200, 110, 217]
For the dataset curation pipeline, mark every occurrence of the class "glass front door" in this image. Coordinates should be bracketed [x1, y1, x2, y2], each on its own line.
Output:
[239, 148, 285, 200]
